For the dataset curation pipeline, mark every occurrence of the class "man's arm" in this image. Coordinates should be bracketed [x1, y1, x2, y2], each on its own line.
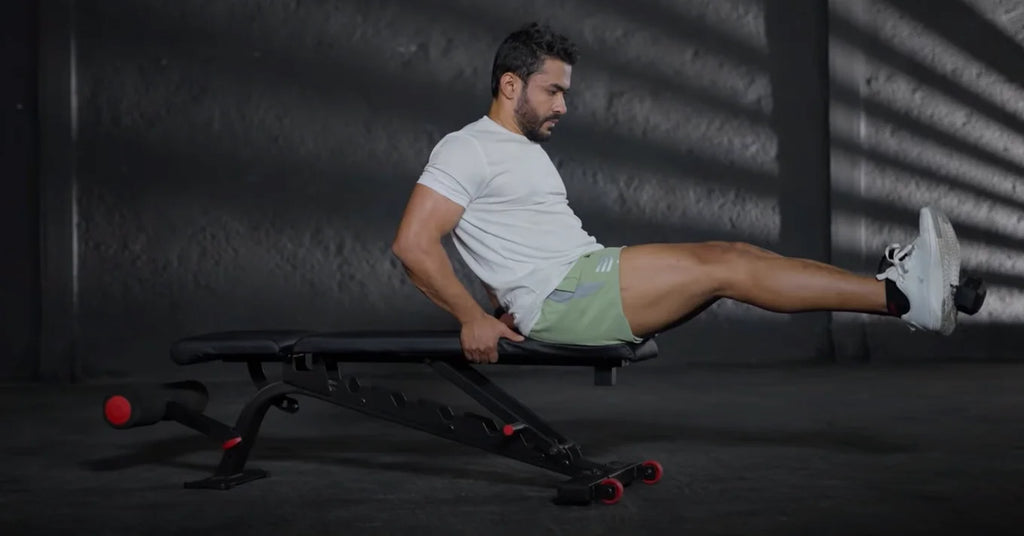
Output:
[392, 184, 488, 324]
[392, 184, 523, 361]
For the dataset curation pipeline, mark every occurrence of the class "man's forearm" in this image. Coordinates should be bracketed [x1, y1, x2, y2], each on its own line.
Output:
[393, 243, 488, 325]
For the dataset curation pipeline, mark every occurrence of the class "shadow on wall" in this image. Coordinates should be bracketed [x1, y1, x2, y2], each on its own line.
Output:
[76, 0, 827, 377]
[828, 0, 1024, 355]
[890, 0, 1024, 90]
[70, 0, 1024, 379]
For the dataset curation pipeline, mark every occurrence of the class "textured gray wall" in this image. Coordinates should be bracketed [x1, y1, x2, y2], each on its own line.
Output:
[829, 0, 1024, 361]
[70, 0, 811, 380]
[0, 0, 39, 380]
[51, 0, 1021, 381]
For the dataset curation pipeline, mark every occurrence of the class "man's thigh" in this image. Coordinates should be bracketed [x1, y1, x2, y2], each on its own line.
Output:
[619, 242, 735, 336]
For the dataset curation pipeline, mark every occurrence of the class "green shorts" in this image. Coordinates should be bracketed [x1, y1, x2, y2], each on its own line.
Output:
[527, 246, 644, 346]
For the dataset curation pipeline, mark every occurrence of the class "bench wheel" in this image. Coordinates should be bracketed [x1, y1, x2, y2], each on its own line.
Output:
[640, 460, 663, 484]
[597, 477, 624, 505]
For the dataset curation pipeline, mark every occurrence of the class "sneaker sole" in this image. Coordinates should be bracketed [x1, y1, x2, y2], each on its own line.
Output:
[923, 207, 961, 334]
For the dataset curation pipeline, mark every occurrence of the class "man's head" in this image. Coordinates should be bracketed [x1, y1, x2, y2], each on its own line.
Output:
[490, 23, 578, 142]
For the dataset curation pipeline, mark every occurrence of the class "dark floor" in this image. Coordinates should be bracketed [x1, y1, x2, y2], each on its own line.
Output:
[3, 361, 1024, 535]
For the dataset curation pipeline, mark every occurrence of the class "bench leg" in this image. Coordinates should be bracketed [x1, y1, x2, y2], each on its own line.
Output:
[183, 381, 301, 490]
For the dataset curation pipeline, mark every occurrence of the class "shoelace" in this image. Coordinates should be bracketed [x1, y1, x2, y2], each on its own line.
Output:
[883, 243, 915, 275]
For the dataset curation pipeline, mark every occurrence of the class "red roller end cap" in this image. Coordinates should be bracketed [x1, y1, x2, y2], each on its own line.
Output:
[104, 395, 132, 426]
[502, 424, 515, 436]
[222, 437, 243, 450]
[599, 478, 625, 505]
[641, 460, 664, 484]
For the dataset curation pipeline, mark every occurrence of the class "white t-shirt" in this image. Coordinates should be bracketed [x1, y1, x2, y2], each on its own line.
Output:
[416, 115, 604, 335]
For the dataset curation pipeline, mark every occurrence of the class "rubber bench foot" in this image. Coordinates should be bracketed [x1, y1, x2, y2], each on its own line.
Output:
[553, 460, 662, 505]
[183, 468, 268, 490]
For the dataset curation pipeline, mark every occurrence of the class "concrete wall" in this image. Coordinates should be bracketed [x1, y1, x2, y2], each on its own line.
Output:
[0, 0, 40, 380]
[829, 0, 1024, 361]
[18, 0, 1023, 382]
[62, 0, 821, 381]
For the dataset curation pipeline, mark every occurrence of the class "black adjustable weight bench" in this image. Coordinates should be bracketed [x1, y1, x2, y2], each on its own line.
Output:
[102, 330, 662, 505]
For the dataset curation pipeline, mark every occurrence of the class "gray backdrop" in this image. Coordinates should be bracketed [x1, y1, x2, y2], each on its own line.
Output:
[10, 0, 1024, 382]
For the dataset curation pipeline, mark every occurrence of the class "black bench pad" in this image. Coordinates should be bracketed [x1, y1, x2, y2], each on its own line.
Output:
[172, 330, 658, 366]
[171, 330, 314, 365]
[295, 331, 658, 365]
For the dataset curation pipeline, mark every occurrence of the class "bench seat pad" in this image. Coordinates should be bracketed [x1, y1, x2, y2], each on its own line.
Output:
[171, 330, 658, 366]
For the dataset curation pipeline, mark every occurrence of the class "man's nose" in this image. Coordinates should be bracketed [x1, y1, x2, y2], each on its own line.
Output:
[553, 94, 567, 115]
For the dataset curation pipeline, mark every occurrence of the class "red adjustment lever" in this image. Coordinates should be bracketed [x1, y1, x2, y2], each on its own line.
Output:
[502, 422, 526, 436]
[222, 437, 243, 450]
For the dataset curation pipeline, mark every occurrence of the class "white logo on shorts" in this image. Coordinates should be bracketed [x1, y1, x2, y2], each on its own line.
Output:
[595, 256, 616, 273]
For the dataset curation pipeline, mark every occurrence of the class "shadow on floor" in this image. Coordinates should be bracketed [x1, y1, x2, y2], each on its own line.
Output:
[80, 415, 920, 488]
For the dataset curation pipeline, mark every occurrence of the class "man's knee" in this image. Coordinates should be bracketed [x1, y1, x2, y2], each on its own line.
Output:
[693, 241, 759, 294]
[695, 241, 754, 263]
[706, 240, 778, 257]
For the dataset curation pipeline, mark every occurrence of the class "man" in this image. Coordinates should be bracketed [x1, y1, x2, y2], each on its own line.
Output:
[391, 22, 963, 363]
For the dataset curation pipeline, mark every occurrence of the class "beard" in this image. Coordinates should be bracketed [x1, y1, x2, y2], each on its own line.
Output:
[514, 91, 560, 143]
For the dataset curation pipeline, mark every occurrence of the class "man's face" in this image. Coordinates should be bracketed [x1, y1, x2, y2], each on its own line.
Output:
[514, 58, 571, 143]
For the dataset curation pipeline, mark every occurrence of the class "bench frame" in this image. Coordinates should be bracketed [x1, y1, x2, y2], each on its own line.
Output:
[174, 350, 661, 504]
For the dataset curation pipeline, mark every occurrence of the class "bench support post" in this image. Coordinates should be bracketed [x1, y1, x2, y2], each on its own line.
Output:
[183, 381, 302, 490]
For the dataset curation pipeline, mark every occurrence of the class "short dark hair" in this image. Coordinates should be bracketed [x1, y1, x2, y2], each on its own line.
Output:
[490, 22, 579, 97]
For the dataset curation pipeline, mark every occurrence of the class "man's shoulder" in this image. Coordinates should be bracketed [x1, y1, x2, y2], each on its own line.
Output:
[448, 117, 495, 144]
[453, 115, 520, 142]
[432, 130, 483, 160]
[431, 117, 493, 156]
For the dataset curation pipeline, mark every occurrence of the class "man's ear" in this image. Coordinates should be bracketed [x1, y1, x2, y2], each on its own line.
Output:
[500, 72, 519, 100]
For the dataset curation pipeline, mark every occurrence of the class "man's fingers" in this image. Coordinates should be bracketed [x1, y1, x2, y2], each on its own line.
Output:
[504, 326, 525, 341]
[465, 347, 491, 363]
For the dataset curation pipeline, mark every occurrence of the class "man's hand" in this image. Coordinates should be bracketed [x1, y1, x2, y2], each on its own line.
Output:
[461, 314, 525, 363]
[497, 311, 516, 330]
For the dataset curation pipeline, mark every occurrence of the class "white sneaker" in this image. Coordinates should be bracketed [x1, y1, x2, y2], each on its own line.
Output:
[875, 207, 961, 335]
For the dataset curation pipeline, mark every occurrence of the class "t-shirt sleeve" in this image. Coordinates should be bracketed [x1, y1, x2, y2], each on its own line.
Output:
[416, 133, 489, 207]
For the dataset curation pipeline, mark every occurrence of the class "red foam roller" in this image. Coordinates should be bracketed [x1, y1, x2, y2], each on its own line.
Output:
[104, 395, 132, 426]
